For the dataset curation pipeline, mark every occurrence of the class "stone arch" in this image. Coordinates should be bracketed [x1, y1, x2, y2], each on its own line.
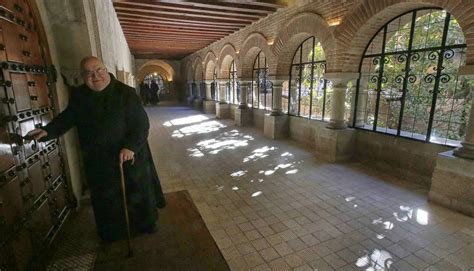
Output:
[136, 65, 170, 82]
[137, 60, 175, 82]
[239, 32, 274, 79]
[335, 0, 474, 72]
[272, 12, 335, 76]
[192, 56, 204, 81]
[218, 43, 239, 78]
[203, 50, 218, 80]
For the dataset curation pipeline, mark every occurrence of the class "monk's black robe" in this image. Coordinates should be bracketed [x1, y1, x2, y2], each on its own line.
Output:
[42, 75, 165, 241]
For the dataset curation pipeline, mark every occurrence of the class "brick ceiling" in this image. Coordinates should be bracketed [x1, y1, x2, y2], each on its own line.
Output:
[112, 0, 287, 60]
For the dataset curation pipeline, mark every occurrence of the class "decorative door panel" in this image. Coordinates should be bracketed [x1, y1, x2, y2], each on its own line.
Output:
[9, 72, 31, 112]
[0, 19, 23, 62]
[17, 118, 37, 157]
[0, 175, 24, 226]
[27, 198, 51, 248]
[29, 73, 48, 107]
[26, 158, 43, 198]
[24, 30, 42, 65]
[51, 180, 66, 221]
[47, 147, 60, 181]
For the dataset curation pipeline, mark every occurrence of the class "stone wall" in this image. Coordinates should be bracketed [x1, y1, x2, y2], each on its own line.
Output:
[355, 131, 452, 186]
[92, 0, 134, 79]
[289, 116, 319, 148]
[253, 109, 266, 130]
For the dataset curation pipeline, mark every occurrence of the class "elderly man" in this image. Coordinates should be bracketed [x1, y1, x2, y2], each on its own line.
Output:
[27, 56, 165, 241]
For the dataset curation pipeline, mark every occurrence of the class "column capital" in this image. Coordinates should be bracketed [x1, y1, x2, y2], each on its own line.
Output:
[324, 72, 359, 87]
[267, 75, 287, 86]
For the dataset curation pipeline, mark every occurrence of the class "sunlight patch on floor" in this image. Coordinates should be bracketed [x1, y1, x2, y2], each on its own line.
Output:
[172, 120, 226, 138]
[163, 114, 209, 126]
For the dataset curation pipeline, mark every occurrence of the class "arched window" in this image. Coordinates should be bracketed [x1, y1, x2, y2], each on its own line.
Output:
[288, 37, 329, 120]
[252, 51, 272, 110]
[228, 60, 238, 104]
[355, 9, 470, 146]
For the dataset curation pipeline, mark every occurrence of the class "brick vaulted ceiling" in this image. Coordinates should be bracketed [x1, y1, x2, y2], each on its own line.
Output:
[112, 0, 287, 59]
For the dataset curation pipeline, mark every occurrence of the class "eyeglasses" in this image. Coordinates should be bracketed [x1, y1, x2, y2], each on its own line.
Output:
[81, 67, 107, 78]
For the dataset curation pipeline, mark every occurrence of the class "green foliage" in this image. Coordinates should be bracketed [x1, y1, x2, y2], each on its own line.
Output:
[362, 9, 471, 144]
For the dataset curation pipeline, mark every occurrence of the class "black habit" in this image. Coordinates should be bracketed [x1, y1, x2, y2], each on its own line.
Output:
[42, 74, 165, 241]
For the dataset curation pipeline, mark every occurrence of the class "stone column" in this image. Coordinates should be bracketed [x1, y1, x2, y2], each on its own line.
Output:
[453, 70, 474, 159]
[205, 80, 212, 100]
[193, 80, 203, 110]
[264, 76, 288, 139]
[218, 80, 227, 103]
[238, 79, 251, 109]
[235, 79, 253, 126]
[187, 81, 194, 105]
[324, 73, 359, 129]
[216, 79, 230, 119]
[269, 76, 284, 116]
[203, 80, 216, 115]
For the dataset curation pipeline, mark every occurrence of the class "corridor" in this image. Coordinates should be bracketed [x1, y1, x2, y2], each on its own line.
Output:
[50, 104, 474, 270]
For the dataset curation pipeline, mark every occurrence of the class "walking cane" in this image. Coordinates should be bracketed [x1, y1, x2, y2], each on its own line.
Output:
[119, 160, 134, 258]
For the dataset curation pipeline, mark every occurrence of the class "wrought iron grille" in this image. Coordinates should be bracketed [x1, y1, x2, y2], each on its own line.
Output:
[288, 36, 328, 120]
[354, 9, 470, 146]
[252, 51, 272, 110]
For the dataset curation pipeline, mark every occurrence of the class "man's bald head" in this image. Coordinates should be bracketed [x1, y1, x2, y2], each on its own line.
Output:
[80, 56, 111, 91]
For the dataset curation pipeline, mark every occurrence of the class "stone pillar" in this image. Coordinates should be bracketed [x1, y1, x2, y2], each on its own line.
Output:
[453, 71, 474, 159]
[205, 80, 212, 100]
[216, 79, 230, 119]
[238, 79, 250, 109]
[187, 81, 194, 105]
[203, 80, 216, 115]
[193, 80, 203, 110]
[270, 77, 284, 116]
[264, 76, 288, 139]
[218, 80, 227, 103]
[313, 73, 359, 162]
[324, 73, 358, 129]
[235, 79, 253, 126]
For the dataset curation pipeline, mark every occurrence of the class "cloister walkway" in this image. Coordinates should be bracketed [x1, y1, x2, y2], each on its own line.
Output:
[49, 103, 474, 270]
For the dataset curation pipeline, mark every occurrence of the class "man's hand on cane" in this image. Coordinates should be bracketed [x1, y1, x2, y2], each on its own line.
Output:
[119, 148, 135, 164]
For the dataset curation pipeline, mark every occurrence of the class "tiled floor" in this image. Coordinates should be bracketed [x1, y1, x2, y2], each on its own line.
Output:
[148, 104, 474, 271]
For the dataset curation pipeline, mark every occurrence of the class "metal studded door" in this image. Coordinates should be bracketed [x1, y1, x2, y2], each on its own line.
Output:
[0, 0, 71, 270]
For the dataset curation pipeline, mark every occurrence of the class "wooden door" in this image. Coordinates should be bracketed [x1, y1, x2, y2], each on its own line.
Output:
[0, 0, 70, 270]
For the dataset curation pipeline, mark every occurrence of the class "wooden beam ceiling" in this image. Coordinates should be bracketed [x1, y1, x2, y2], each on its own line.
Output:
[112, 0, 287, 60]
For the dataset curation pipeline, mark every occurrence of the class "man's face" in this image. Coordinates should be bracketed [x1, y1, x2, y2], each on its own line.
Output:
[81, 58, 111, 91]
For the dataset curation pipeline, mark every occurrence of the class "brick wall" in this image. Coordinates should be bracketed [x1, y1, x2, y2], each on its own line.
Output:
[183, 0, 474, 79]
